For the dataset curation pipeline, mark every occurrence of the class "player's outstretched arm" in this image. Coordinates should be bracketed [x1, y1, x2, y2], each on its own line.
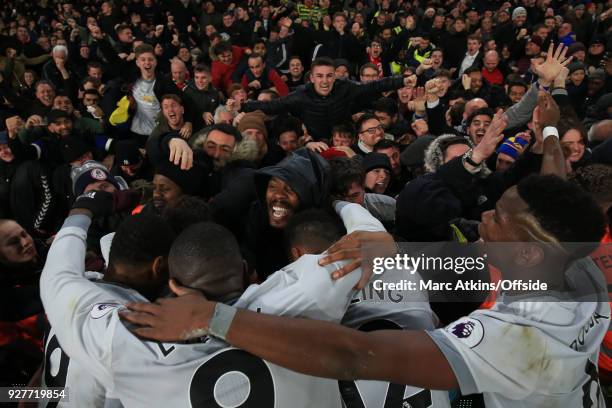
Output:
[121, 285, 458, 390]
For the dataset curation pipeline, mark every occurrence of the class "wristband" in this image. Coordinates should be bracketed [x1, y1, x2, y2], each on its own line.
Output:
[208, 302, 237, 341]
[542, 126, 559, 141]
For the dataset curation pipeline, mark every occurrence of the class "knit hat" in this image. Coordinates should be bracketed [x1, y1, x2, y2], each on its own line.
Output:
[512, 7, 527, 20]
[154, 161, 204, 195]
[237, 111, 268, 139]
[527, 36, 544, 49]
[60, 137, 90, 163]
[567, 42, 586, 55]
[71, 160, 122, 196]
[568, 61, 586, 74]
[114, 140, 142, 166]
[496, 136, 529, 160]
[47, 109, 71, 124]
[589, 68, 606, 81]
[590, 35, 606, 46]
[0, 131, 8, 144]
[362, 152, 391, 173]
[424, 134, 471, 173]
[334, 58, 350, 69]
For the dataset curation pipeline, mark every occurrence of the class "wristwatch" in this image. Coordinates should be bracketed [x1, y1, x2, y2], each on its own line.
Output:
[462, 149, 483, 173]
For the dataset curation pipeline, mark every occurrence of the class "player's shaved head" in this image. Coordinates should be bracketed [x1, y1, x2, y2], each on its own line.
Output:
[284, 209, 345, 261]
[107, 213, 175, 299]
[169, 222, 245, 301]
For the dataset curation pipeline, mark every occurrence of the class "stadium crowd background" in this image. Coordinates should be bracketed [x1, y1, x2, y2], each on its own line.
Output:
[1, 0, 612, 406]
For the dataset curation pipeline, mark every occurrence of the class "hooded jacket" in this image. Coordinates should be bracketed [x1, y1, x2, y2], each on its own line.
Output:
[240, 148, 331, 280]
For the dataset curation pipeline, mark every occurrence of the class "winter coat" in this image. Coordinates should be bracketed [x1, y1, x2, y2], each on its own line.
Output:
[242, 76, 405, 141]
[239, 148, 331, 280]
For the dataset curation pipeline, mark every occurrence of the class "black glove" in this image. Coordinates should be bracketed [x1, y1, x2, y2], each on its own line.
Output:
[72, 190, 116, 218]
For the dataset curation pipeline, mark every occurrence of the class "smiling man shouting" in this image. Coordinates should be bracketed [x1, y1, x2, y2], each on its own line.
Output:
[237, 148, 331, 280]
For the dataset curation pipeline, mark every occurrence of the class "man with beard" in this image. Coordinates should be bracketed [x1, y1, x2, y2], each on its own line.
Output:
[121, 122, 610, 408]
[146, 124, 241, 201]
[15, 110, 111, 169]
[229, 148, 331, 280]
[149, 162, 204, 214]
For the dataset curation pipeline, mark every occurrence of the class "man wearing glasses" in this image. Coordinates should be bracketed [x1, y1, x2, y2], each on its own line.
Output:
[351, 113, 386, 156]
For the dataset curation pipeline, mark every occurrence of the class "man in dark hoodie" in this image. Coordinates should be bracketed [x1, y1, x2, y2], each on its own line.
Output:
[240, 148, 331, 280]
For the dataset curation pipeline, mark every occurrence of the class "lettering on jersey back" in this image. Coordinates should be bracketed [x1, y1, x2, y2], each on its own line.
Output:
[157, 342, 176, 357]
[570, 312, 610, 351]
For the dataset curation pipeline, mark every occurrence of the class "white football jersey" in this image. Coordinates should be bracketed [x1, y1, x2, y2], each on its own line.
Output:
[110, 324, 343, 408]
[340, 267, 452, 408]
[40, 274, 134, 408]
[40, 202, 380, 408]
[428, 257, 610, 407]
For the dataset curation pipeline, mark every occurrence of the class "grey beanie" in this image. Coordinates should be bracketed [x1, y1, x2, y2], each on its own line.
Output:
[512, 7, 527, 20]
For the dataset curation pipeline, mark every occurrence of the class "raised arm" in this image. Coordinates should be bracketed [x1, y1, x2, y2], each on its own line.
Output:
[39, 202, 118, 386]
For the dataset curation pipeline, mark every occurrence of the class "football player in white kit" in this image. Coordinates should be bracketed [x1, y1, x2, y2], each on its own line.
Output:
[122, 174, 610, 408]
[283, 208, 451, 408]
[40, 211, 175, 408]
[40, 191, 388, 407]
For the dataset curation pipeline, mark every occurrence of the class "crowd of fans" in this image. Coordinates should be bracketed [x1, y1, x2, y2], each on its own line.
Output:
[1, 0, 612, 405]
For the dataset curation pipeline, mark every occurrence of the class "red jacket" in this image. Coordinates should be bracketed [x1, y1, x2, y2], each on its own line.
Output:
[481, 67, 504, 86]
[241, 67, 289, 97]
[211, 46, 245, 94]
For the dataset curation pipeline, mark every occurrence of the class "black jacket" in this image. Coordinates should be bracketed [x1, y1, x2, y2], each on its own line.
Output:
[395, 152, 542, 241]
[242, 76, 405, 140]
[239, 149, 331, 280]
[183, 82, 223, 131]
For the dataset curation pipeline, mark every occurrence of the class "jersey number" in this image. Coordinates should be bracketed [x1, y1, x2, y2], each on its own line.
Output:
[190, 348, 275, 407]
[339, 319, 433, 408]
[43, 334, 70, 408]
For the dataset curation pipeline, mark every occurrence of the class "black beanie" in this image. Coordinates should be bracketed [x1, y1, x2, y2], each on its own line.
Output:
[155, 161, 204, 195]
[362, 152, 392, 173]
[60, 137, 90, 163]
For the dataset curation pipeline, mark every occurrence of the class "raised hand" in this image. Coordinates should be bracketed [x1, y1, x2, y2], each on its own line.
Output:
[178, 122, 192, 140]
[424, 78, 441, 103]
[461, 73, 471, 90]
[305, 141, 329, 153]
[472, 110, 507, 163]
[413, 86, 426, 113]
[169, 138, 193, 170]
[534, 43, 573, 87]
[532, 91, 560, 154]
[553, 66, 569, 89]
